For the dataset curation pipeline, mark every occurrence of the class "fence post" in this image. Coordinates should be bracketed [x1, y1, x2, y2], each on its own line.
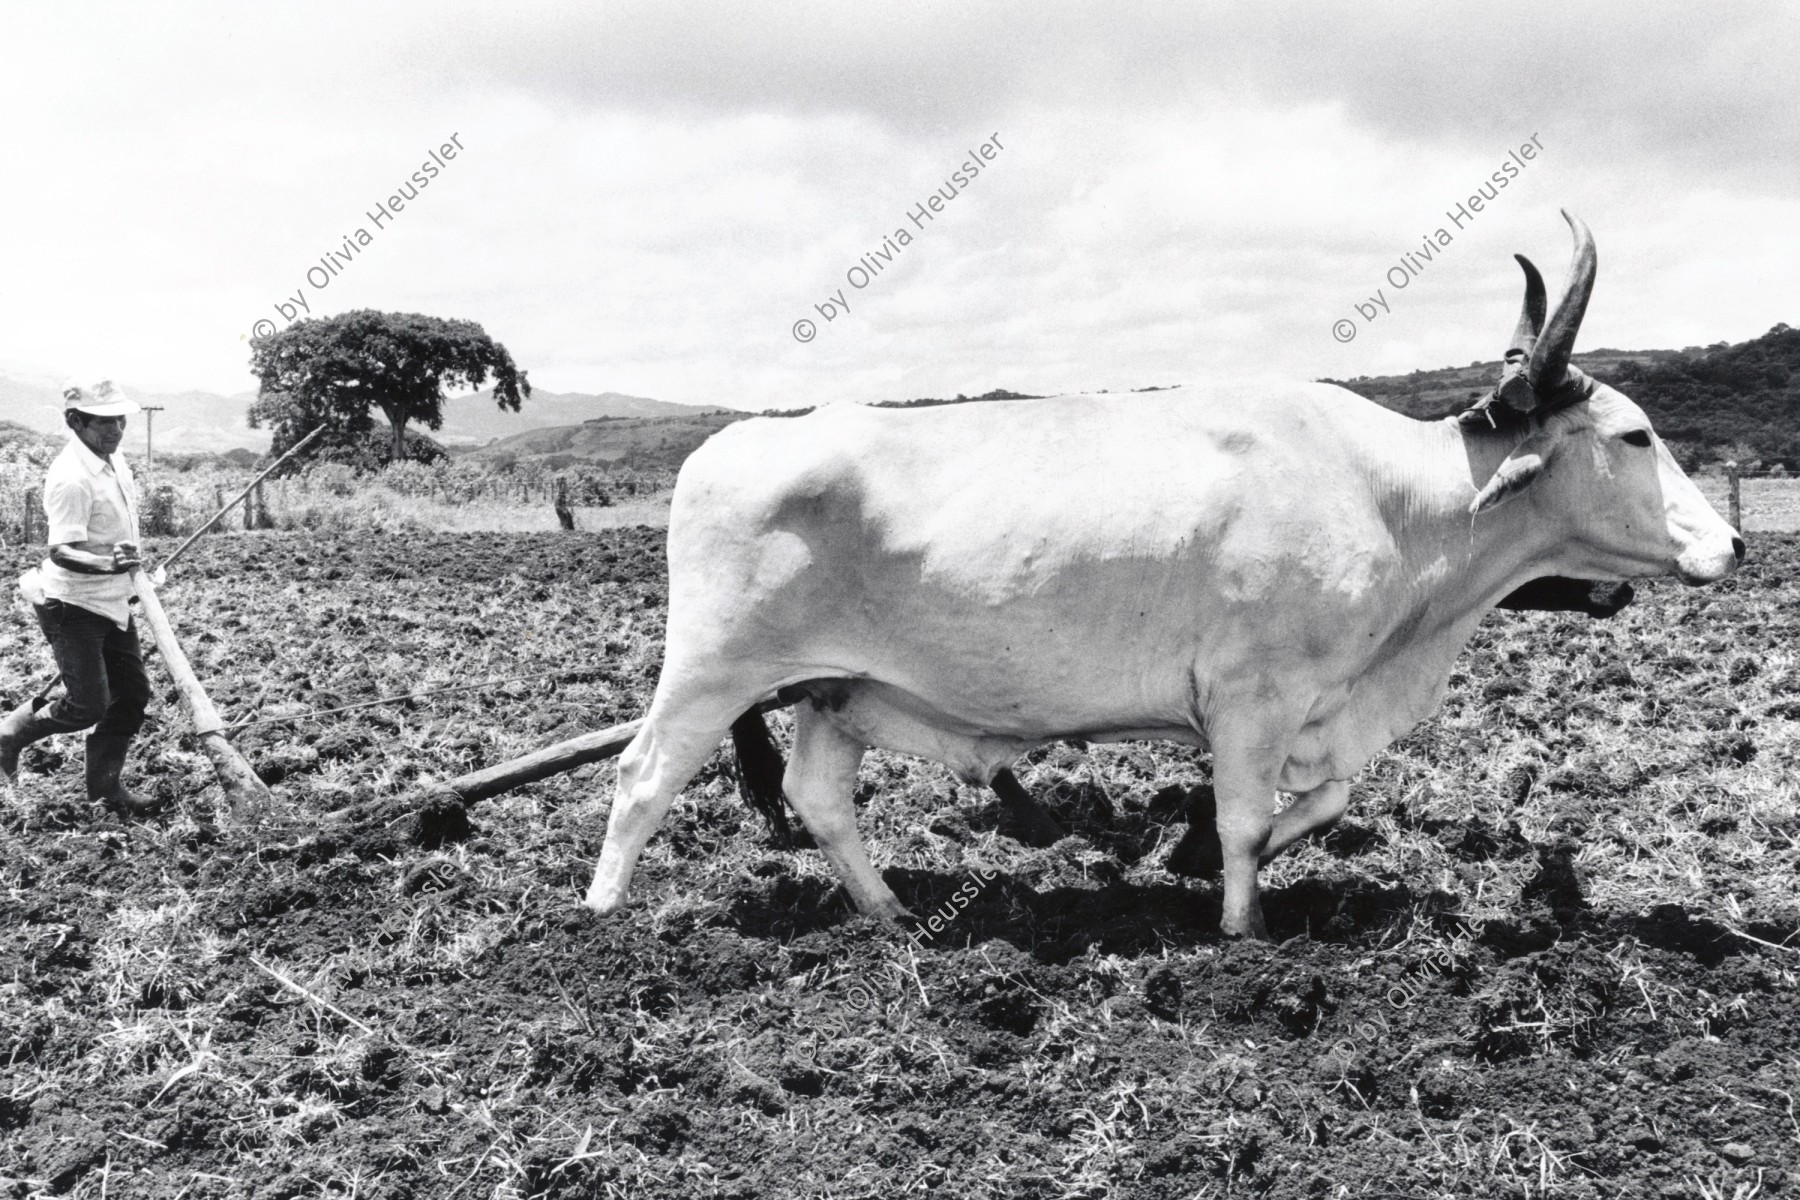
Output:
[22, 487, 45, 544]
[1725, 460, 1742, 532]
[554, 476, 575, 530]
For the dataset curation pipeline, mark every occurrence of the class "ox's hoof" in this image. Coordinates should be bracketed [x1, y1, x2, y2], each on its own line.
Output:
[582, 887, 627, 917]
[1219, 909, 1272, 942]
[864, 896, 915, 923]
[998, 805, 1066, 849]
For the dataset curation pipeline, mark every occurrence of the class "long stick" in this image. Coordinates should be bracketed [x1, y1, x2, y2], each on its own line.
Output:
[160, 424, 326, 570]
[441, 717, 647, 804]
[439, 696, 796, 805]
[129, 567, 271, 815]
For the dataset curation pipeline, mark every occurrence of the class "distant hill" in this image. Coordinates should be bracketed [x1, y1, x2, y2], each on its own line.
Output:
[1595, 325, 1800, 469]
[432, 390, 721, 447]
[0, 418, 61, 467]
[6, 324, 1793, 473]
[1322, 324, 1800, 471]
[0, 370, 732, 456]
[465, 411, 745, 472]
[1321, 349, 1679, 422]
[0, 375, 268, 455]
[458, 390, 1046, 472]
[466, 331, 1800, 478]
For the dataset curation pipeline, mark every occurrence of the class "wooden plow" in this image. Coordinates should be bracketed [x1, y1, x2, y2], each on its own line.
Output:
[128, 427, 325, 816]
[415, 693, 1067, 849]
[130, 566, 271, 816]
[432, 697, 788, 805]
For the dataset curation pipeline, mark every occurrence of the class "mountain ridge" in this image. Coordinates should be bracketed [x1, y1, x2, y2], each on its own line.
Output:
[4, 323, 1792, 470]
[0, 374, 727, 455]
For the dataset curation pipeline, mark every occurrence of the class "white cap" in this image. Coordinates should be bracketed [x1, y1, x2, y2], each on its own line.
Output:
[63, 379, 140, 417]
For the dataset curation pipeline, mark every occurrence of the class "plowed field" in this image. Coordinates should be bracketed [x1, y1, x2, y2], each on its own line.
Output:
[3, 530, 1797, 1199]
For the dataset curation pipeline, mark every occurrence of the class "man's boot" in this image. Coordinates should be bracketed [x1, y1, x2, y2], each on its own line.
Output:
[85, 735, 160, 815]
[1, 699, 63, 787]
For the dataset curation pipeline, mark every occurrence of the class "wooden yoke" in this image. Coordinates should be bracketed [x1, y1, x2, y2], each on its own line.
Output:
[130, 567, 271, 817]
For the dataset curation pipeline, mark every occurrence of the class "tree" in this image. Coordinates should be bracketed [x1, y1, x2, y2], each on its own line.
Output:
[248, 310, 530, 464]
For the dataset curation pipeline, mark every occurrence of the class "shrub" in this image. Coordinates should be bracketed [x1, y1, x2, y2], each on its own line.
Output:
[305, 463, 362, 497]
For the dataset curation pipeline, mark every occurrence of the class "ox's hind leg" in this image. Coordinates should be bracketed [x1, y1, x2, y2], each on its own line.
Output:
[784, 702, 909, 920]
[585, 688, 753, 916]
[1263, 780, 1350, 861]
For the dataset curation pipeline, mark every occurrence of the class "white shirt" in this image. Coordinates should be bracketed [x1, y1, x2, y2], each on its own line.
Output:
[37, 434, 141, 629]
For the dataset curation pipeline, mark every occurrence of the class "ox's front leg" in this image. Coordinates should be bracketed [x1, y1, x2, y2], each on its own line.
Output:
[785, 703, 910, 920]
[1208, 722, 1298, 940]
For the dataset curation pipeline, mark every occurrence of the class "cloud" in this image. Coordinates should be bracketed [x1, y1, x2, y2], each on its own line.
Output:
[0, 1, 1794, 406]
[422, 0, 1800, 191]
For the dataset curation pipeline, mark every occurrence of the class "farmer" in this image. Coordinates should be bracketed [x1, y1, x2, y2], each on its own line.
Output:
[0, 381, 158, 813]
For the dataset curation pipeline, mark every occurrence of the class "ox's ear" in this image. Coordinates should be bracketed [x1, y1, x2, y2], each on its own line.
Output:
[1470, 432, 1554, 516]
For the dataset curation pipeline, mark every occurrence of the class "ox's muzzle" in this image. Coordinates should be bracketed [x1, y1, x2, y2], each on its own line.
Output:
[1675, 533, 1746, 586]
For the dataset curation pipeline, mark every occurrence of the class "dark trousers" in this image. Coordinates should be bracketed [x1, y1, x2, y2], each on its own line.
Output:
[32, 600, 150, 738]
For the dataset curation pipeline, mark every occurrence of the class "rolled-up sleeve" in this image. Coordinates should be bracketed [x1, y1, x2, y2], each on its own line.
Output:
[44, 475, 93, 545]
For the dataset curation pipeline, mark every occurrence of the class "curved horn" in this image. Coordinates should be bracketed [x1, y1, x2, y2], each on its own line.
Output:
[1480, 253, 1550, 416]
[1527, 209, 1597, 394]
[1508, 254, 1546, 356]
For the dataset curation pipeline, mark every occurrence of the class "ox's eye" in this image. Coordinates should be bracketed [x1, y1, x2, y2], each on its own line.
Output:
[1621, 430, 1652, 448]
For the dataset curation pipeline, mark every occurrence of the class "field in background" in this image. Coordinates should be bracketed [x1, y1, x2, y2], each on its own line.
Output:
[4, 458, 1794, 544]
[1, 529, 1795, 1198]
[252, 474, 679, 534]
[1699, 476, 1800, 533]
[4, 384, 1795, 542]
[198, 475, 1800, 537]
[1, 455, 682, 544]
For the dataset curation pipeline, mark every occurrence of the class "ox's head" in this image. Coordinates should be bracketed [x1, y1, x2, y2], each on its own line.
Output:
[1462, 211, 1743, 586]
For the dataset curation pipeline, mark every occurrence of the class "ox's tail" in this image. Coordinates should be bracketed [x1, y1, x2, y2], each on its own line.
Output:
[729, 710, 793, 846]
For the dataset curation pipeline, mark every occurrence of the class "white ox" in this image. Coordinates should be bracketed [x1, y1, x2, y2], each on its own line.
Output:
[585, 212, 1743, 938]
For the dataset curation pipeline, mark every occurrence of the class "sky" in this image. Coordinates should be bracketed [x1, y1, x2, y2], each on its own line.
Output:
[2, 1, 1798, 410]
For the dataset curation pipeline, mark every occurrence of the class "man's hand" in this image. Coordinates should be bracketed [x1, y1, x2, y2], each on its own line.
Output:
[49, 540, 144, 576]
